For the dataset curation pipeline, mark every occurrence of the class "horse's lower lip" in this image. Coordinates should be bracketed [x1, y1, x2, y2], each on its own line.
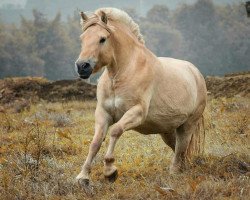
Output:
[79, 74, 90, 79]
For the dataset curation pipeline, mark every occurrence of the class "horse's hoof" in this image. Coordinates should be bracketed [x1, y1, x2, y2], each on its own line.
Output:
[105, 169, 118, 182]
[78, 178, 90, 187]
[169, 165, 182, 175]
[77, 178, 94, 195]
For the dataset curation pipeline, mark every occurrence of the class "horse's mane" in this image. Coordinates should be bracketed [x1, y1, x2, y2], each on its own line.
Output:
[94, 8, 145, 44]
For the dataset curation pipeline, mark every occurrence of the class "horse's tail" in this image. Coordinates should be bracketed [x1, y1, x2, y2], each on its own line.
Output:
[186, 115, 205, 159]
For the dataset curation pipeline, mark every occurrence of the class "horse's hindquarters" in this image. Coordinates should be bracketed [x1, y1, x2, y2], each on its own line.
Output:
[135, 57, 207, 135]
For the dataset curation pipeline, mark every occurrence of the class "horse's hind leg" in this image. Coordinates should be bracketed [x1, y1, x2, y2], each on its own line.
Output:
[170, 121, 198, 174]
[160, 130, 176, 151]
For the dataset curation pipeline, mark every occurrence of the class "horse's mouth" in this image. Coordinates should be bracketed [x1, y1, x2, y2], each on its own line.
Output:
[79, 74, 91, 79]
[78, 68, 93, 79]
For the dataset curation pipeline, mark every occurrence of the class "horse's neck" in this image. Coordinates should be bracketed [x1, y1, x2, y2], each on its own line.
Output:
[106, 24, 144, 80]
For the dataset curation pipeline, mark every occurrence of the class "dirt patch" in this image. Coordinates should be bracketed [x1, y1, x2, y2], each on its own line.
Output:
[0, 72, 249, 104]
[38, 79, 96, 101]
[206, 72, 250, 98]
[0, 77, 96, 104]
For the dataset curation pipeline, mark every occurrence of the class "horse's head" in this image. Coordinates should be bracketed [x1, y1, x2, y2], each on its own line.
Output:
[75, 11, 113, 79]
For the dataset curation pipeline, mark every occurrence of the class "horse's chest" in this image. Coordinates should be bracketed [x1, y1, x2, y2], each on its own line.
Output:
[104, 96, 125, 120]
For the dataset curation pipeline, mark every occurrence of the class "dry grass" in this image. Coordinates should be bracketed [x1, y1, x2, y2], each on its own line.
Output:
[0, 97, 249, 199]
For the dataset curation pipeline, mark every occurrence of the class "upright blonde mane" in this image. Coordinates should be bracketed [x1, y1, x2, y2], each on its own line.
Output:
[95, 8, 145, 44]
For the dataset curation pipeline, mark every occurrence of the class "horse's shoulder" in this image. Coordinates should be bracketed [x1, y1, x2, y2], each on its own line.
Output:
[97, 70, 111, 94]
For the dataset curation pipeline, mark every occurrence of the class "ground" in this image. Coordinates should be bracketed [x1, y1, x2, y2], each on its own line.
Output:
[0, 94, 249, 199]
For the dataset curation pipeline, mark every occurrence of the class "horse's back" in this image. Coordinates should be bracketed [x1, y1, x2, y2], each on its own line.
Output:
[157, 57, 207, 99]
[157, 57, 201, 79]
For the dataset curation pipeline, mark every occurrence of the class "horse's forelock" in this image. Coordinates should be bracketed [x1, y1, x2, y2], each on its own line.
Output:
[82, 14, 113, 33]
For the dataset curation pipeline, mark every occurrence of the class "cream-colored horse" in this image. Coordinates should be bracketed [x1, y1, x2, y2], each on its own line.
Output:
[75, 8, 207, 187]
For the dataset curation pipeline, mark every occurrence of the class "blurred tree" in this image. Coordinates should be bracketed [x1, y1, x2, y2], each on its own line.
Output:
[39, 12, 74, 79]
[0, 22, 9, 78]
[141, 5, 183, 58]
[1, 21, 44, 78]
[217, 4, 250, 73]
[146, 5, 170, 25]
[174, 0, 226, 74]
[141, 22, 183, 57]
[66, 11, 83, 78]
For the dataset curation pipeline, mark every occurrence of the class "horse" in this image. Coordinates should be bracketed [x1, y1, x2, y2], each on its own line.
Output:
[75, 8, 207, 187]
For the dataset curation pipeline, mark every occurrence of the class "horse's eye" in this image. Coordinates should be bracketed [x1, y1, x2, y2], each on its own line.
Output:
[100, 37, 106, 44]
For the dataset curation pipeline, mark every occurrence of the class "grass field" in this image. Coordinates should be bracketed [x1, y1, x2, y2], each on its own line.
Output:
[0, 97, 249, 199]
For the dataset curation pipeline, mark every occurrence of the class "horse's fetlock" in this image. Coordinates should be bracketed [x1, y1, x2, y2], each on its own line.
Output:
[82, 165, 91, 174]
[105, 156, 115, 164]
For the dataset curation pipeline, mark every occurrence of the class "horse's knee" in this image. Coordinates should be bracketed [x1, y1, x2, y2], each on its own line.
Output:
[90, 140, 101, 152]
[110, 124, 123, 138]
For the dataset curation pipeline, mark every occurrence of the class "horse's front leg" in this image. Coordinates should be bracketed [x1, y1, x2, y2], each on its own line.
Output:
[103, 105, 145, 181]
[76, 107, 111, 186]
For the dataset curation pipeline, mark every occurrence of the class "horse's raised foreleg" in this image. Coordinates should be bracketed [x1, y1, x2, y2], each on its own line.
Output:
[103, 105, 145, 181]
[76, 107, 111, 186]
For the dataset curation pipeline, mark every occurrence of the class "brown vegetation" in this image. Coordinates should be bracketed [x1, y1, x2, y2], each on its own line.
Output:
[0, 98, 249, 199]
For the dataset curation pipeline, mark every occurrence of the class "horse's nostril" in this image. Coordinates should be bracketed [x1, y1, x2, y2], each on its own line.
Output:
[77, 62, 90, 72]
[82, 62, 90, 69]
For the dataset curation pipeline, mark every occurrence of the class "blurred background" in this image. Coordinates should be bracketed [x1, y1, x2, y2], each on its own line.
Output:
[0, 0, 249, 80]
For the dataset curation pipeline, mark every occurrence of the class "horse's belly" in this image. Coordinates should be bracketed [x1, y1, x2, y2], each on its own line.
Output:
[134, 121, 166, 134]
[134, 113, 188, 134]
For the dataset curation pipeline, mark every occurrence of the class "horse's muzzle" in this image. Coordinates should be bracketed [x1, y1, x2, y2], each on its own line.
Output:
[76, 61, 93, 79]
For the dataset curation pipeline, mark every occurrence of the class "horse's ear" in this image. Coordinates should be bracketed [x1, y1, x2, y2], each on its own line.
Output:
[80, 11, 88, 22]
[100, 11, 108, 24]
